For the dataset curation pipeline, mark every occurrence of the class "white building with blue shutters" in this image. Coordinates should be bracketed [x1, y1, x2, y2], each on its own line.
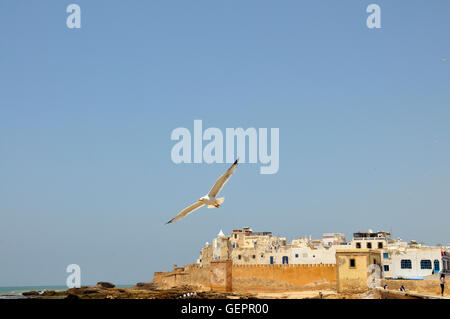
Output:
[381, 247, 443, 280]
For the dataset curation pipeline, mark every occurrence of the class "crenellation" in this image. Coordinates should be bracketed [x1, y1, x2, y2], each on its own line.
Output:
[154, 227, 449, 296]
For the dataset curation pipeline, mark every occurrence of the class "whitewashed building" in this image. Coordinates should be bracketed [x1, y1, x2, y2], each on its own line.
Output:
[198, 227, 348, 266]
[381, 246, 443, 279]
[287, 244, 349, 265]
[348, 230, 395, 250]
[197, 227, 449, 277]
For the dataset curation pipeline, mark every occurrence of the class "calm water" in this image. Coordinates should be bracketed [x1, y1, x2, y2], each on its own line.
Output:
[0, 285, 134, 299]
[0, 286, 67, 299]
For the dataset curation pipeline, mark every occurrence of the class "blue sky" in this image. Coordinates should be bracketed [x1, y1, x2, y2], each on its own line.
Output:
[0, 1, 449, 286]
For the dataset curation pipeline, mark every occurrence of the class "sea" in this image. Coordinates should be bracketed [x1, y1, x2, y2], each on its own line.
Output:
[0, 286, 67, 299]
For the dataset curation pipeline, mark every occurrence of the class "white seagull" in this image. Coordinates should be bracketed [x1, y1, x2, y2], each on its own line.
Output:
[166, 158, 239, 224]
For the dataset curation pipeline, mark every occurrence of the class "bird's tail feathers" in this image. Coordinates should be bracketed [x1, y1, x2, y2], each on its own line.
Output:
[216, 197, 225, 205]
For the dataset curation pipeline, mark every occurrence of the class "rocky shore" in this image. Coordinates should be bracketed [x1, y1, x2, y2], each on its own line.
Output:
[22, 282, 256, 299]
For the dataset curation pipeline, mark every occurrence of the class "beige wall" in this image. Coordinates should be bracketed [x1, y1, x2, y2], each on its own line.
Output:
[210, 260, 232, 292]
[152, 264, 210, 290]
[153, 262, 337, 292]
[232, 264, 336, 292]
[382, 277, 450, 297]
[336, 250, 382, 293]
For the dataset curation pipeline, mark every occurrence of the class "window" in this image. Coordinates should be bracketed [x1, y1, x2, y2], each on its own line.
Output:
[356, 242, 361, 249]
[270, 256, 274, 264]
[252, 255, 256, 259]
[367, 243, 372, 249]
[234, 234, 237, 239]
[420, 260, 432, 269]
[238, 255, 241, 260]
[261, 254, 264, 258]
[282, 256, 289, 264]
[295, 254, 299, 258]
[232, 244, 235, 248]
[350, 259, 356, 268]
[434, 260, 440, 272]
[378, 242, 383, 249]
[401, 259, 412, 269]
[383, 253, 389, 259]
[384, 265, 390, 272]
[373, 259, 377, 265]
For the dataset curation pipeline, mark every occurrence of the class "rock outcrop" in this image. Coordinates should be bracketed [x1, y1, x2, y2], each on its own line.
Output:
[96, 282, 115, 289]
[22, 284, 254, 299]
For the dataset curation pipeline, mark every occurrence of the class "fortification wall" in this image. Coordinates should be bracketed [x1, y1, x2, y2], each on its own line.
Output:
[152, 265, 210, 289]
[382, 276, 449, 297]
[189, 265, 210, 289]
[232, 264, 336, 292]
[153, 263, 337, 292]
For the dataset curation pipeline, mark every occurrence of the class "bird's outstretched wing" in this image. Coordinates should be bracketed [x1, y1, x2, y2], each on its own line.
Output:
[208, 158, 239, 198]
[166, 201, 205, 224]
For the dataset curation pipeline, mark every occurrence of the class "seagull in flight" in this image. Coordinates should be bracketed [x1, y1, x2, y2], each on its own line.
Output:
[166, 158, 239, 224]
